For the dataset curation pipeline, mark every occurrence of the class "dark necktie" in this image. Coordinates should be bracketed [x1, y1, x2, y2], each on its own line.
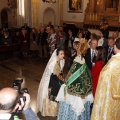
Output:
[107, 47, 112, 60]
[91, 50, 94, 62]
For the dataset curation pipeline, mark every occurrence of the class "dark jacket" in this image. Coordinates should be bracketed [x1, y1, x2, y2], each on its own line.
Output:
[37, 32, 48, 46]
[83, 31, 91, 41]
[68, 35, 74, 48]
[104, 45, 114, 64]
[1, 35, 12, 45]
[85, 48, 96, 70]
[9, 107, 40, 120]
[19, 33, 30, 46]
[102, 38, 108, 47]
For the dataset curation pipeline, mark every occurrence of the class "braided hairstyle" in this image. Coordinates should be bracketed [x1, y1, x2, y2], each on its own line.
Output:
[76, 38, 88, 57]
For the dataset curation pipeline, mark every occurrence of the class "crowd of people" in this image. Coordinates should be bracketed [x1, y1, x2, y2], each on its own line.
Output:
[1, 22, 120, 120]
[36, 24, 120, 120]
[0, 22, 67, 59]
[0, 22, 118, 60]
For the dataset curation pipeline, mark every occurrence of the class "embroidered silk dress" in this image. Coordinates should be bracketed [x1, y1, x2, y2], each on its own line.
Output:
[56, 55, 93, 120]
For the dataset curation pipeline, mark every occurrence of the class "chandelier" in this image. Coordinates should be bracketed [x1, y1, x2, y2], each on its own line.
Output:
[42, 0, 56, 4]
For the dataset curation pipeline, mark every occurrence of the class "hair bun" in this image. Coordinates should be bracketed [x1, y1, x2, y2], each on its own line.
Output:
[77, 38, 88, 56]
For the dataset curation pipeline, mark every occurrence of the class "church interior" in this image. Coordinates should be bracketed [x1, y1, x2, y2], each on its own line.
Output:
[0, 0, 120, 120]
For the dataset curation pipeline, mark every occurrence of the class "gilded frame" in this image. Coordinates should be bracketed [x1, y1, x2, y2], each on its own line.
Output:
[68, 0, 83, 13]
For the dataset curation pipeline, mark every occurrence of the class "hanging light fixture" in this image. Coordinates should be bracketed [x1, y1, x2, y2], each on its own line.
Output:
[42, 0, 56, 4]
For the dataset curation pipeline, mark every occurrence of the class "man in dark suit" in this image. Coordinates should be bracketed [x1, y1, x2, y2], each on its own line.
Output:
[105, 37, 115, 64]
[83, 28, 91, 41]
[37, 26, 48, 59]
[85, 39, 98, 69]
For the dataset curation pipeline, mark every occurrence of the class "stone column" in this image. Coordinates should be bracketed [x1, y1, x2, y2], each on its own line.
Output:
[17, 0, 23, 27]
[31, 0, 39, 27]
[17, 0, 32, 27]
[24, 0, 32, 27]
[59, 0, 63, 25]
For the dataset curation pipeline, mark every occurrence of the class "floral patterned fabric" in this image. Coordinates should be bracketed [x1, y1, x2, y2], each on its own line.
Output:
[57, 101, 91, 120]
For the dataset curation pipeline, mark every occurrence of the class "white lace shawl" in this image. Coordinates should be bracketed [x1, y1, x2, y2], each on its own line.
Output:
[37, 49, 65, 112]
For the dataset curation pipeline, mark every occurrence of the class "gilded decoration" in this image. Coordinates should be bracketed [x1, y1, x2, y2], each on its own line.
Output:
[65, 61, 92, 97]
[84, 0, 120, 28]
[53, 61, 61, 76]
[100, 15, 119, 21]
[68, 0, 83, 13]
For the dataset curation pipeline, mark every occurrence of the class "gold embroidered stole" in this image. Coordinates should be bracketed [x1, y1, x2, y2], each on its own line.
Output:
[65, 61, 92, 97]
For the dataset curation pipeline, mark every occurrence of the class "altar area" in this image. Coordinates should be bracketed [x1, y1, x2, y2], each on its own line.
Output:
[84, 0, 120, 32]
[89, 29, 120, 37]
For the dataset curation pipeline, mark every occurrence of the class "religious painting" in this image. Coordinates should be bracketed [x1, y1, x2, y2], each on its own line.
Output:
[68, 0, 83, 13]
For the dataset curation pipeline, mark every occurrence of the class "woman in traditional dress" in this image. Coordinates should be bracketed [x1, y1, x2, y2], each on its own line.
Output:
[37, 48, 65, 116]
[56, 39, 93, 120]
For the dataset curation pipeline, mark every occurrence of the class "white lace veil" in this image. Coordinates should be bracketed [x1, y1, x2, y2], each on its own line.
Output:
[37, 49, 58, 112]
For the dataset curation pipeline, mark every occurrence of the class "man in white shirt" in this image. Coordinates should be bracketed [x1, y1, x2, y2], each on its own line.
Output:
[85, 39, 98, 69]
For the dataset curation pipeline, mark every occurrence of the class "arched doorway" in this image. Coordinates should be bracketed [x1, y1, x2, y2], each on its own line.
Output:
[1, 8, 12, 28]
[43, 7, 55, 26]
